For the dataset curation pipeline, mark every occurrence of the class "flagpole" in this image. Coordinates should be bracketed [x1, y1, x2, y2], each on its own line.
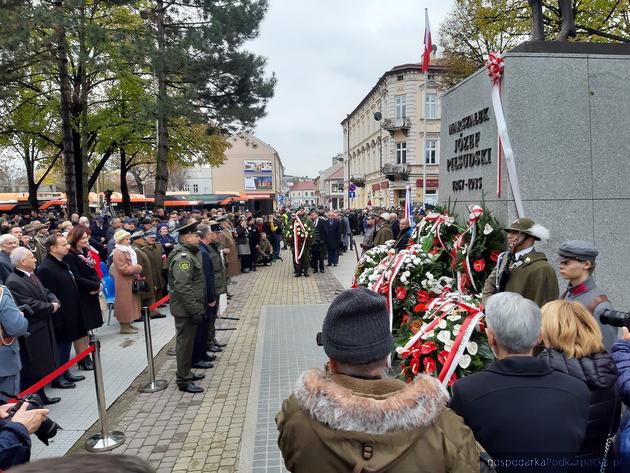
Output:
[422, 8, 429, 210]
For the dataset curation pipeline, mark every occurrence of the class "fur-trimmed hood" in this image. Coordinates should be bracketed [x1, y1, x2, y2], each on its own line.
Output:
[294, 368, 449, 435]
[276, 369, 481, 473]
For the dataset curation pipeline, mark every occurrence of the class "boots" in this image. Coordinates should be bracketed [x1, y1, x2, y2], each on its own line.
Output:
[119, 322, 137, 334]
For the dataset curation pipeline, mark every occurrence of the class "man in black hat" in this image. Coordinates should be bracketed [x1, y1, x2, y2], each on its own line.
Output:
[167, 220, 207, 393]
[482, 217, 559, 308]
[558, 240, 618, 350]
[276, 288, 482, 472]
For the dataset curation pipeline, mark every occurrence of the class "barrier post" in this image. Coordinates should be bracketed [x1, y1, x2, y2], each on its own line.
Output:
[85, 336, 125, 452]
[139, 306, 168, 393]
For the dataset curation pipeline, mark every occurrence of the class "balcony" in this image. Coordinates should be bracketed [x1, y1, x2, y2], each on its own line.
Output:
[350, 175, 366, 188]
[381, 163, 409, 181]
[381, 116, 412, 136]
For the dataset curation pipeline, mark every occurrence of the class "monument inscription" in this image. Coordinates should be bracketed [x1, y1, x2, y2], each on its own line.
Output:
[446, 107, 493, 192]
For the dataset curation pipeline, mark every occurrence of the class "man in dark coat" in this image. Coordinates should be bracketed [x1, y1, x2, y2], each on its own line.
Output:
[36, 235, 87, 390]
[324, 212, 340, 266]
[0, 235, 18, 284]
[309, 210, 326, 273]
[5, 248, 60, 405]
[450, 292, 590, 472]
[193, 223, 217, 370]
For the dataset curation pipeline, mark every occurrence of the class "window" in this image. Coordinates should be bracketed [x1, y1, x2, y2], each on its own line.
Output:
[396, 142, 407, 164]
[183, 184, 190, 191]
[395, 95, 406, 119]
[425, 139, 438, 164]
[424, 190, 438, 207]
[425, 93, 437, 119]
[397, 74, 404, 81]
[192, 184, 199, 193]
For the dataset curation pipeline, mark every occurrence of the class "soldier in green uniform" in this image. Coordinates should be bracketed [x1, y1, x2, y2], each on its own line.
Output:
[30, 222, 49, 266]
[143, 229, 167, 309]
[168, 221, 207, 393]
[130, 231, 159, 317]
[482, 217, 559, 307]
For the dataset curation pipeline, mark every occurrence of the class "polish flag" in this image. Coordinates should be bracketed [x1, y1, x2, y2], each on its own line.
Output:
[422, 9, 432, 74]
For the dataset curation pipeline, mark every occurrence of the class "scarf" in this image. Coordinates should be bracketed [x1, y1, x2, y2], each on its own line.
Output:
[115, 243, 137, 266]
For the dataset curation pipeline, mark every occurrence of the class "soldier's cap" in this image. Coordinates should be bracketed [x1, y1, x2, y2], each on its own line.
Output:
[144, 229, 158, 239]
[122, 217, 137, 224]
[130, 230, 146, 241]
[141, 217, 153, 224]
[28, 221, 49, 231]
[379, 212, 390, 221]
[177, 221, 201, 236]
[208, 220, 222, 232]
[504, 217, 550, 241]
[558, 240, 598, 262]
[22, 223, 35, 233]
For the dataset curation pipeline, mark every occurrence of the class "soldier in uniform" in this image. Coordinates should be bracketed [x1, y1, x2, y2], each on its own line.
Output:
[143, 229, 167, 305]
[30, 222, 49, 265]
[482, 217, 559, 307]
[290, 209, 312, 278]
[557, 240, 618, 350]
[130, 231, 159, 318]
[168, 221, 207, 393]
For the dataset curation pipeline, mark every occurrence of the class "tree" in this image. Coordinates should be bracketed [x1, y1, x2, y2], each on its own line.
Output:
[139, 0, 276, 209]
[439, 0, 630, 86]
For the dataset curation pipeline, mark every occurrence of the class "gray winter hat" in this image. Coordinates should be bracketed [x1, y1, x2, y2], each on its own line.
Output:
[317, 288, 393, 364]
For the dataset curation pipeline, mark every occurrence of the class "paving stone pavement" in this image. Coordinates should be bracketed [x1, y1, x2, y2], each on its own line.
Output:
[81, 249, 354, 472]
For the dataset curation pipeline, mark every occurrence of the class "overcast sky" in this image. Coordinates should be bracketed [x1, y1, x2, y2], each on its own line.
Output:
[248, 0, 454, 177]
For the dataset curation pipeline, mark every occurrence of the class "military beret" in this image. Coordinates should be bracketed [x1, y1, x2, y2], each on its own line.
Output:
[558, 240, 598, 262]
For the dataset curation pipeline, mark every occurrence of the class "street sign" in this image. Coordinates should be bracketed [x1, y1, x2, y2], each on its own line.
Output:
[348, 191, 356, 199]
[277, 194, 284, 203]
[349, 183, 357, 192]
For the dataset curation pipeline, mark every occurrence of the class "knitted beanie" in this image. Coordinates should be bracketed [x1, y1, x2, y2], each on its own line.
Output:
[321, 288, 393, 364]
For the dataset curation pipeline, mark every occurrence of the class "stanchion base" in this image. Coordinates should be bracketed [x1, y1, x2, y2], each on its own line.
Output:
[85, 431, 125, 452]
[138, 379, 169, 393]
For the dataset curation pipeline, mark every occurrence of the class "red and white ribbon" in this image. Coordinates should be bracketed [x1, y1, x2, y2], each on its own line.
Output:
[293, 216, 307, 264]
[438, 311, 485, 386]
[486, 52, 524, 217]
[464, 205, 484, 292]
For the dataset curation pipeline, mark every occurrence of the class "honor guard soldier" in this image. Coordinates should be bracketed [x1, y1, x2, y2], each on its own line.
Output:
[168, 221, 207, 393]
[30, 222, 50, 265]
[558, 240, 618, 350]
[482, 218, 559, 307]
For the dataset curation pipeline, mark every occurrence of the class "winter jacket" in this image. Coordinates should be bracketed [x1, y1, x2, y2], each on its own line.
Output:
[167, 243, 206, 318]
[540, 348, 621, 458]
[450, 356, 590, 473]
[0, 420, 31, 470]
[611, 341, 630, 407]
[277, 368, 482, 473]
[373, 223, 394, 247]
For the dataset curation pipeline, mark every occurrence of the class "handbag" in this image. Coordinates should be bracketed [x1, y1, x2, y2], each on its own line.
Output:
[132, 274, 149, 294]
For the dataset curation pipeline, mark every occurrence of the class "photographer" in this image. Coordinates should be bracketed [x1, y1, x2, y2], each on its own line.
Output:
[0, 401, 48, 469]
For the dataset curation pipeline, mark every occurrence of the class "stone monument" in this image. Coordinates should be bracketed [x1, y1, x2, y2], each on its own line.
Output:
[438, 41, 630, 306]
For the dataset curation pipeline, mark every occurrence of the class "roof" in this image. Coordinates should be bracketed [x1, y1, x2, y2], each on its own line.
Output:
[341, 59, 448, 125]
[290, 180, 316, 191]
[329, 167, 344, 180]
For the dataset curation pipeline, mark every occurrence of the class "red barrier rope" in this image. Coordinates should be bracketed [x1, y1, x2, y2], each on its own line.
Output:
[18, 344, 96, 398]
[148, 294, 170, 312]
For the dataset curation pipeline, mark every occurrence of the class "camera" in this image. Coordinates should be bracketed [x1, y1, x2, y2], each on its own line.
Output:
[8, 394, 62, 445]
[600, 308, 630, 329]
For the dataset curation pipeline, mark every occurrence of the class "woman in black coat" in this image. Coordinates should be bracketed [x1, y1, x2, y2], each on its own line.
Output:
[235, 219, 252, 273]
[63, 226, 103, 370]
[540, 300, 621, 465]
[37, 234, 88, 389]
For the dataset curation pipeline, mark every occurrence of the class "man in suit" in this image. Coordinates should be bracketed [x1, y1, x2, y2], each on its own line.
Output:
[450, 292, 590, 469]
[325, 212, 340, 267]
[5, 247, 60, 405]
[309, 210, 326, 273]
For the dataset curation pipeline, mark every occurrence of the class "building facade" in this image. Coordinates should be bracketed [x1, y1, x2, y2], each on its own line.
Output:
[211, 133, 286, 213]
[316, 162, 344, 209]
[288, 180, 316, 208]
[341, 62, 446, 209]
